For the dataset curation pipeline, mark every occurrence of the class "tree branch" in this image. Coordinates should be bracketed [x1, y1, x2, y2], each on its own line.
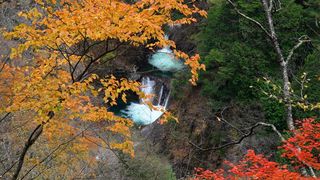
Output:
[189, 122, 284, 151]
[0, 55, 10, 74]
[75, 42, 123, 82]
[217, 106, 246, 135]
[226, 0, 272, 38]
[20, 126, 91, 179]
[0, 112, 11, 124]
[12, 124, 43, 180]
[12, 111, 54, 180]
[285, 36, 311, 64]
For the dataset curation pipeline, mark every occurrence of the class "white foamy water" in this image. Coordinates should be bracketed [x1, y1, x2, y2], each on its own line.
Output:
[122, 35, 185, 125]
[121, 77, 169, 125]
[148, 47, 184, 72]
[123, 104, 165, 125]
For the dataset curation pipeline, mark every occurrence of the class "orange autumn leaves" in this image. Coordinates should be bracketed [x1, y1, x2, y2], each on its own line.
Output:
[2, 0, 206, 158]
[176, 52, 206, 85]
[3, 55, 139, 155]
[4, 0, 206, 85]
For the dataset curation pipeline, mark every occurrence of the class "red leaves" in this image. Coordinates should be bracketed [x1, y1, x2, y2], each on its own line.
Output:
[281, 118, 320, 170]
[194, 118, 320, 179]
[194, 150, 305, 179]
[228, 150, 303, 179]
[194, 168, 225, 180]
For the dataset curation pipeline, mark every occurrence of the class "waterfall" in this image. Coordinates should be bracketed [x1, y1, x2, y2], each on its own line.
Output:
[164, 90, 170, 108]
[148, 35, 184, 72]
[157, 85, 164, 106]
[121, 76, 170, 125]
[140, 77, 156, 103]
[148, 47, 184, 72]
[120, 35, 182, 125]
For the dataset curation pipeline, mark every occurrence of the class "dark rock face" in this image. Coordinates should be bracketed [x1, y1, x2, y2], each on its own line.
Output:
[143, 86, 280, 178]
[144, 88, 215, 177]
[95, 45, 150, 79]
[169, 25, 197, 55]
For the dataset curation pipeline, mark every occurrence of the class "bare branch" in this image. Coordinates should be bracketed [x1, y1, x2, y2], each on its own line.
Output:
[1, 159, 18, 177]
[0, 55, 10, 74]
[261, 0, 295, 131]
[309, 166, 316, 178]
[75, 42, 123, 82]
[268, 0, 273, 12]
[217, 106, 246, 135]
[285, 36, 311, 64]
[255, 122, 285, 141]
[0, 112, 11, 124]
[189, 122, 284, 151]
[226, 0, 272, 38]
[20, 126, 91, 179]
[189, 123, 260, 151]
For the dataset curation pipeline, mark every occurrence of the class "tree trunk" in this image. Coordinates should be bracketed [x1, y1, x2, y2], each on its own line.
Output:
[261, 0, 294, 130]
[12, 124, 43, 180]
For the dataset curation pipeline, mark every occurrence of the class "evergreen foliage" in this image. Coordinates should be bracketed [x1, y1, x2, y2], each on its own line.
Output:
[196, 0, 319, 127]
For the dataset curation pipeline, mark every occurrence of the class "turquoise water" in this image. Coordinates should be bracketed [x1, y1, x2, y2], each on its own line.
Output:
[122, 103, 165, 125]
[121, 40, 184, 125]
[121, 77, 168, 125]
[148, 47, 184, 72]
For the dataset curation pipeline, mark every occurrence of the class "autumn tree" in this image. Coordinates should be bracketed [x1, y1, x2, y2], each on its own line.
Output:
[194, 118, 320, 179]
[0, 0, 206, 178]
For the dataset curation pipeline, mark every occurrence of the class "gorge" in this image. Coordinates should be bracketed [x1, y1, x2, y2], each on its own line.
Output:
[121, 40, 185, 125]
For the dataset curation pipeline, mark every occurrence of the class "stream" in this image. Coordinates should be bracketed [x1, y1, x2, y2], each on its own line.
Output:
[120, 39, 185, 125]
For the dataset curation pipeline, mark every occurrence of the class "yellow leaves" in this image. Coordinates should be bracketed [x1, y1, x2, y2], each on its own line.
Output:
[100, 75, 141, 106]
[185, 54, 206, 85]
[198, 9, 208, 17]
[0, 64, 22, 110]
[4, 0, 206, 59]
[159, 111, 178, 124]
[121, 94, 127, 103]
[295, 102, 310, 111]
[1, 0, 208, 160]
[258, 72, 320, 113]
[18, 8, 43, 21]
[110, 140, 135, 158]
[294, 102, 320, 111]
[108, 122, 131, 138]
[174, 51, 206, 86]
[34, 0, 45, 6]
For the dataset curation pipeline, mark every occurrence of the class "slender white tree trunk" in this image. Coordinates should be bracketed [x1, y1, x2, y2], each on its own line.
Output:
[261, 0, 295, 130]
[261, 0, 316, 176]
